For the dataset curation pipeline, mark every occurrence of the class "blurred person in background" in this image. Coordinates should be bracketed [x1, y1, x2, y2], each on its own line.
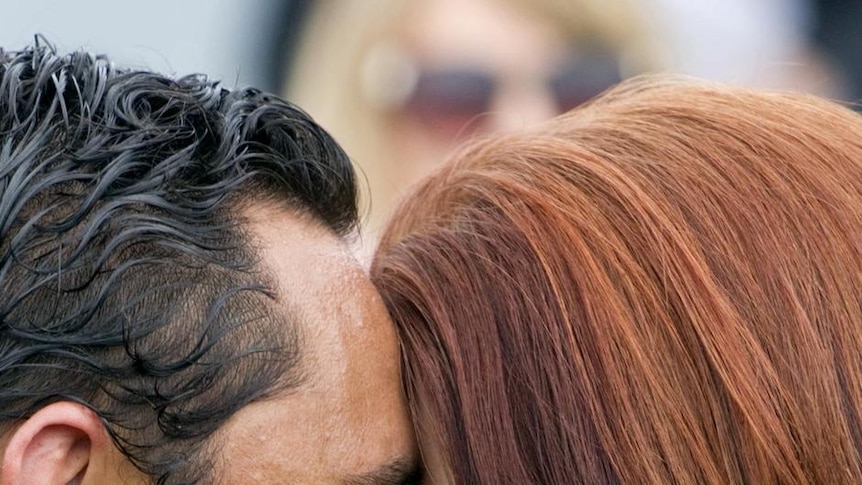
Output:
[282, 0, 659, 237]
[273, 0, 852, 246]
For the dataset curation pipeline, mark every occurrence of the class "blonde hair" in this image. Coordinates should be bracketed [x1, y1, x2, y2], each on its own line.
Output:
[373, 76, 862, 483]
[285, 0, 657, 232]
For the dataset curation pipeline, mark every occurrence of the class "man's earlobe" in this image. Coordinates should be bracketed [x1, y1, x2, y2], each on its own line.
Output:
[1, 402, 106, 485]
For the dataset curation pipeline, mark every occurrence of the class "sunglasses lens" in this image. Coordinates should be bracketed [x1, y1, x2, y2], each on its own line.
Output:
[550, 56, 622, 113]
[400, 57, 622, 136]
[404, 69, 495, 135]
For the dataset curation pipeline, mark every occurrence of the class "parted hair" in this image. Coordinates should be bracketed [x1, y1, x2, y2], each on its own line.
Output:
[0, 41, 356, 485]
[373, 76, 862, 484]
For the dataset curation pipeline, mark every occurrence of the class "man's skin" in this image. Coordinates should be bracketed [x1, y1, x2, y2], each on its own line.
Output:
[0, 205, 418, 483]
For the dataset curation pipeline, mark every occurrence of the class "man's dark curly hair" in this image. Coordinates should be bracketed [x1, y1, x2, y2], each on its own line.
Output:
[0, 40, 357, 484]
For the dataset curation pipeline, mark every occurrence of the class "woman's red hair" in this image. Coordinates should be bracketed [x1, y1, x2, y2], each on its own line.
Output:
[372, 77, 862, 484]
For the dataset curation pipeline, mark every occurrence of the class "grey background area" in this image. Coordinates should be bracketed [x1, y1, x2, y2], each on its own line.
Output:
[0, 0, 293, 92]
[1, 0, 860, 101]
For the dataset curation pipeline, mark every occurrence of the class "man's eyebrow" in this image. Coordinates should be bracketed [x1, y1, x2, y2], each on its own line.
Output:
[342, 458, 424, 485]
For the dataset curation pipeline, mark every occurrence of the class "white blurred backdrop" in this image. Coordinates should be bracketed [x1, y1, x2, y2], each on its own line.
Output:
[0, 0, 277, 89]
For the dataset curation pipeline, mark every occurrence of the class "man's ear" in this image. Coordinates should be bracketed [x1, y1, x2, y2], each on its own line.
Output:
[1, 401, 108, 485]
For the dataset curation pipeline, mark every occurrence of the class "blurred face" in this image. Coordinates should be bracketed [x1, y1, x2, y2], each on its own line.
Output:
[214, 208, 419, 483]
[376, 0, 620, 189]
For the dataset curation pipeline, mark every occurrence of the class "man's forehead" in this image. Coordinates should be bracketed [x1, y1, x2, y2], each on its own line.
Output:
[213, 393, 419, 483]
[242, 205, 371, 336]
[241, 205, 352, 268]
[239, 204, 364, 315]
[240, 204, 368, 382]
[217, 205, 416, 483]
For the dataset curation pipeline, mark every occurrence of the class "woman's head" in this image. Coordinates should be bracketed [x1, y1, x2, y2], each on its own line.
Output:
[372, 77, 862, 484]
[285, 0, 655, 231]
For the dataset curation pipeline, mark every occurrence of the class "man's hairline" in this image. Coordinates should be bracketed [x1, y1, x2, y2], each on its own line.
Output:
[178, 196, 348, 484]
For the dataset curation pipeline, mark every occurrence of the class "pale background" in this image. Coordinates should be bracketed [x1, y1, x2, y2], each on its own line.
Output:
[0, 0, 280, 89]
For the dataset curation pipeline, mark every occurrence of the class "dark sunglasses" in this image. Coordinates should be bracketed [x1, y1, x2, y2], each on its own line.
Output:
[401, 54, 623, 133]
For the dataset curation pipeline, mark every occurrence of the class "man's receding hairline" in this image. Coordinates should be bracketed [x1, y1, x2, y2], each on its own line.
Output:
[234, 196, 350, 243]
